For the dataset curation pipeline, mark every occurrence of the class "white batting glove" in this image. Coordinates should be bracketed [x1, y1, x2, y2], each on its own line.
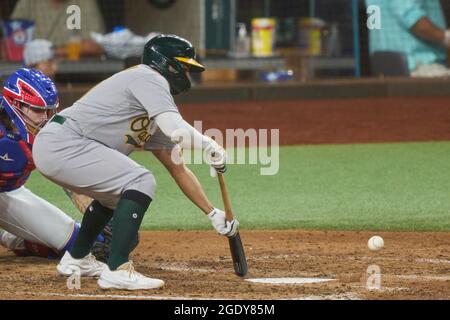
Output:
[207, 208, 239, 238]
[205, 142, 227, 174]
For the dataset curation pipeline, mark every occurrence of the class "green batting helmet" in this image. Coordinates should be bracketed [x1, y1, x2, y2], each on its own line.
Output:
[142, 34, 205, 95]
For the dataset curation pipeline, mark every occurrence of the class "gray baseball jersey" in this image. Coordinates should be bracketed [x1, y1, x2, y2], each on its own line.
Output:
[61, 64, 177, 155]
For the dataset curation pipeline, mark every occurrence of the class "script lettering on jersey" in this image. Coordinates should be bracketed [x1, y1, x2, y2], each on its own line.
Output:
[124, 116, 152, 147]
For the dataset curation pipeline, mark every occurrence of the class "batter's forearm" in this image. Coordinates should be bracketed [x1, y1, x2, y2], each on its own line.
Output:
[169, 167, 214, 214]
[152, 148, 214, 214]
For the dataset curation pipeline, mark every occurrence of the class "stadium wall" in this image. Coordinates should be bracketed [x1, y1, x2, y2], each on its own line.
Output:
[58, 78, 450, 108]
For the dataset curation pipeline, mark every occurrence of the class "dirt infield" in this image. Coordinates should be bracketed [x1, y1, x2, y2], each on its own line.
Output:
[0, 230, 448, 300]
[1, 96, 449, 300]
[179, 96, 450, 145]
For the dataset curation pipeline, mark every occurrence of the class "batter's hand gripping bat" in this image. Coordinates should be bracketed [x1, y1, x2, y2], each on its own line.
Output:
[217, 173, 248, 277]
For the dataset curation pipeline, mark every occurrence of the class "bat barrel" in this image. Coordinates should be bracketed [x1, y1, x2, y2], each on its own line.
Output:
[229, 233, 248, 277]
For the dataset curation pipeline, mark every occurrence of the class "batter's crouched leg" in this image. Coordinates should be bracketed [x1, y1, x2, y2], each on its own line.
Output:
[107, 189, 151, 270]
[70, 201, 114, 259]
[56, 201, 114, 277]
[98, 175, 164, 290]
[91, 219, 140, 264]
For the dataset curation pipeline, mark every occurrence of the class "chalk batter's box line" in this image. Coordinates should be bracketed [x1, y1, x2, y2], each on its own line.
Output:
[14, 291, 229, 300]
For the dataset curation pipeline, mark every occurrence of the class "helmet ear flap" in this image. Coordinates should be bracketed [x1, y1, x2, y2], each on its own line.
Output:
[148, 47, 184, 75]
[145, 48, 191, 95]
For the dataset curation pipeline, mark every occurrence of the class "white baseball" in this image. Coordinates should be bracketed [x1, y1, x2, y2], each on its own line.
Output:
[368, 236, 384, 251]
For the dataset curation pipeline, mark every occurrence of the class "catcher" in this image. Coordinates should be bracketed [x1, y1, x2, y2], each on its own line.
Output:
[0, 68, 115, 262]
[33, 34, 239, 290]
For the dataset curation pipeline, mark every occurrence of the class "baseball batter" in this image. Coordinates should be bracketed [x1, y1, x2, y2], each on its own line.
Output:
[0, 68, 110, 260]
[33, 34, 239, 290]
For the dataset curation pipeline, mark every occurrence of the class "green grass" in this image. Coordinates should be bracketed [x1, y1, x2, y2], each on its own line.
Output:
[27, 142, 450, 232]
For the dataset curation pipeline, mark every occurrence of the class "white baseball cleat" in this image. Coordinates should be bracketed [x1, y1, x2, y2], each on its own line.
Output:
[57, 251, 106, 277]
[97, 261, 165, 290]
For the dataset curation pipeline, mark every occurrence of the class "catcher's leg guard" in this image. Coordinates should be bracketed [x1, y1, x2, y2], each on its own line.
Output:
[0, 186, 76, 251]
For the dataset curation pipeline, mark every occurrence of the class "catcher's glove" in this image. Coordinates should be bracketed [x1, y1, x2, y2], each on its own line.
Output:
[91, 219, 140, 263]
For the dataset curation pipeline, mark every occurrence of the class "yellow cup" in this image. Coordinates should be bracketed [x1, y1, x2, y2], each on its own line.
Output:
[67, 37, 81, 61]
[251, 18, 276, 57]
[298, 18, 325, 56]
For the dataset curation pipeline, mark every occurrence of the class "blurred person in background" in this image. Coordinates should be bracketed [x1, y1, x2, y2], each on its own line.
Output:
[11, 0, 105, 59]
[23, 39, 58, 79]
[366, 0, 450, 77]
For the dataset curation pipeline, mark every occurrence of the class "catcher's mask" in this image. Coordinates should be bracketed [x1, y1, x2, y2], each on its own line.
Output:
[1, 68, 58, 142]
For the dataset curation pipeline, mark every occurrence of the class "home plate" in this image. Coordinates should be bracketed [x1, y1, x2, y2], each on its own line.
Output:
[245, 278, 336, 285]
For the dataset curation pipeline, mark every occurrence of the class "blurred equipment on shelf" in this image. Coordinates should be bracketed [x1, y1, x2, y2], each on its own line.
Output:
[259, 69, 294, 83]
[251, 18, 276, 57]
[232, 23, 251, 58]
[275, 17, 297, 48]
[321, 23, 341, 57]
[91, 27, 159, 60]
[298, 17, 325, 56]
[201, 69, 237, 83]
[204, 0, 234, 56]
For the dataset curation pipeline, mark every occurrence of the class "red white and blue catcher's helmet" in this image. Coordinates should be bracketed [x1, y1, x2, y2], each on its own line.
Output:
[1, 68, 58, 142]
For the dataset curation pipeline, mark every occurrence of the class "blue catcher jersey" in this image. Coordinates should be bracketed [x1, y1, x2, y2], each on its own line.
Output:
[0, 120, 33, 192]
